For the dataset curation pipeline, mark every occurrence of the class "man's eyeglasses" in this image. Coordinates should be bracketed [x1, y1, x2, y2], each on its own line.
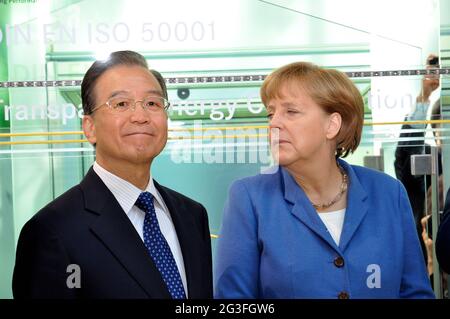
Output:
[90, 95, 170, 114]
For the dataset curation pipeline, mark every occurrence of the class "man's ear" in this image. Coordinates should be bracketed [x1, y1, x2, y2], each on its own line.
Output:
[82, 115, 97, 145]
[326, 112, 342, 140]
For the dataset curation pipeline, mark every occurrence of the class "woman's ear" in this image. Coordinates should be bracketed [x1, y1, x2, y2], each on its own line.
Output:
[326, 112, 342, 140]
[82, 115, 97, 145]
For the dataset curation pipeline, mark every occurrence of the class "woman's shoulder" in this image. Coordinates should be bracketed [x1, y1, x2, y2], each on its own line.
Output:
[230, 167, 282, 191]
[348, 163, 401, 190]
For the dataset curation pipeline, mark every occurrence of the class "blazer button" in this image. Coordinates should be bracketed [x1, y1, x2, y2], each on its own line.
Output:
[334, 256, 344, 268]
[338, 291, 350, 299]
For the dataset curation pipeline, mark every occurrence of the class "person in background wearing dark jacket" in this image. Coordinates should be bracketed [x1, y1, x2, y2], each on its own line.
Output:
[395, 54, 441, 226]
[394, 54, 442, 264]
[436, 187, 450, 274]
[420, 176, 444, 277]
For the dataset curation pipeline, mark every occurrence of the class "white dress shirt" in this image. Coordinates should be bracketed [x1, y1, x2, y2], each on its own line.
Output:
[93, 161, 188, 297]
[318, 208, 346, 246]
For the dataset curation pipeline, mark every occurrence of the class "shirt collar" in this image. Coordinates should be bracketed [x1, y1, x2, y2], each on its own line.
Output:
[93, 161, 165, 214]
[144, 175, 167, 212]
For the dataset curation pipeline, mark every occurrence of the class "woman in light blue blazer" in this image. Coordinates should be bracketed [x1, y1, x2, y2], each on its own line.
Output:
[214, 62, 434, 299]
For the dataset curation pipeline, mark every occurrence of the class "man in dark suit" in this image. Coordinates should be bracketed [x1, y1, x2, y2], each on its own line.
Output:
[12, 51, 213, 299]
[394, 54, 441, 265]
[436, 187, 450, 274]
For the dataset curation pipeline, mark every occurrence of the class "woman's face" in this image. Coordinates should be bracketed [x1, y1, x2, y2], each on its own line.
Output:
[266, 83, 340, 167]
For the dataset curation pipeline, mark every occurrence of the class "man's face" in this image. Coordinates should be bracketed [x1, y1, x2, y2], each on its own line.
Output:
[82, 65, 168, 167]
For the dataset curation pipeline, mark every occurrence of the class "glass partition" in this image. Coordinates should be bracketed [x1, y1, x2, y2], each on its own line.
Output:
[0, 0, 448, 299]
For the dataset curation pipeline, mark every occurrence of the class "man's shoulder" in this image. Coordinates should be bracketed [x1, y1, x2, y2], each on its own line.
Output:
[155, 182, 205, 211]
[30, 184, 85, 227]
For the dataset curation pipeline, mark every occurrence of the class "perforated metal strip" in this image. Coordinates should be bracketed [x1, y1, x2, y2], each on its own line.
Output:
[0, 68, 449, 87]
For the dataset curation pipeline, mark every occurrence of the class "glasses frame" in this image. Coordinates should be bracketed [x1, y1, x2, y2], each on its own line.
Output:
[89, 95, 171, 114]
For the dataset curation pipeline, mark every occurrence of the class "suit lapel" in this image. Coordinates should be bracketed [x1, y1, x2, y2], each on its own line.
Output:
[80, 168, 171, 298]
[154, 181, 199, 298]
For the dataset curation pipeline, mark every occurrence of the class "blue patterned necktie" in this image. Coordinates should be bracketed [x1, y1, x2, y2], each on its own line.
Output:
[135, 192, 186, 299]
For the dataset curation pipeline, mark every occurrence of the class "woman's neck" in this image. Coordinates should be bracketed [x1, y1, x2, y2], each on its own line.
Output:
[285, 158, 346, 212]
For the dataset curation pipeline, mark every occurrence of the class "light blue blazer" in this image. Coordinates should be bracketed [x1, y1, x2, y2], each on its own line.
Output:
[214, 159, 434, 299]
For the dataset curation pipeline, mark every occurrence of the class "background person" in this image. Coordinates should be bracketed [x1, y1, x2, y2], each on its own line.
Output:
[394, 55, 442, 262]
[420, 176, 444, 277]
[436, 187, 450, 274]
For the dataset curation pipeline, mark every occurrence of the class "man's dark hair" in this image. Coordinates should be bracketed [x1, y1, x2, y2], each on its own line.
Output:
[81, 50, 168, 115]
[150, 69, 168, 100]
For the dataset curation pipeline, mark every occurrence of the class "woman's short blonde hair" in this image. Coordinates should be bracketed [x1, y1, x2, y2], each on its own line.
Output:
[261, 62, 364, 158]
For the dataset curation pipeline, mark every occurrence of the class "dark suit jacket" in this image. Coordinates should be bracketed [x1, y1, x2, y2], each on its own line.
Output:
[394, 121, 442, 226]
[394, 121, 442, 265]
[12, 167, 213, 299]
[436, 187, 450, 274]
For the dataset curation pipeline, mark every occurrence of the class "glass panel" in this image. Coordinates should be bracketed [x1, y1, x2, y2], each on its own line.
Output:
[1, 0, 447, 299]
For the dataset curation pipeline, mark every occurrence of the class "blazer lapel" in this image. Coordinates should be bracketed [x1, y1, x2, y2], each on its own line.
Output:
[80, 168, 171, 298]
[281, 167, 339, 250]
[336, 159, 369, 252]
[281, 161, 369, 252]
[154, 181, 199, 298]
